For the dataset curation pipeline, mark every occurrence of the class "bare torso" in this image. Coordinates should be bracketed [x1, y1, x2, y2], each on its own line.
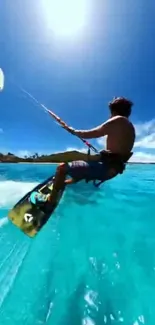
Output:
[105, 116, 135, 154]
[75, 115, 135, 156]
[48, 115, 136, 163]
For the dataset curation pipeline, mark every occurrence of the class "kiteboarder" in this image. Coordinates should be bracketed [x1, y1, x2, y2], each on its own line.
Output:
[43, 97, 136, 205]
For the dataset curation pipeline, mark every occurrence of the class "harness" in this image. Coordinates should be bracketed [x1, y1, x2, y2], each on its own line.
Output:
[86, 148, 133, 188]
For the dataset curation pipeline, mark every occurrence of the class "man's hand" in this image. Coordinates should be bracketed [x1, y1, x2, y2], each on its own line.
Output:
[62, 125, 76, 135]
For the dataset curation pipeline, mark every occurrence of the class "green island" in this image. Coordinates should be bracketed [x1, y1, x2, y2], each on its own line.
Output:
[0, 152, 60, 163]
[0, 152, 151, 164]
[0, 151, 89, 163]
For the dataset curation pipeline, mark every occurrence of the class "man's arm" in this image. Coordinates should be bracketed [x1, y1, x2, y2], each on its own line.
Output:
[73, 117, 117, 139]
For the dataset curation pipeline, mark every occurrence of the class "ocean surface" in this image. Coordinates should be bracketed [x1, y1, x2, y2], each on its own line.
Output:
[0, 163, 154, 325]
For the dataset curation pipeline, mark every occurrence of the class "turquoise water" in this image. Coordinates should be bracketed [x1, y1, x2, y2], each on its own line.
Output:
[0, 163, 154, 325]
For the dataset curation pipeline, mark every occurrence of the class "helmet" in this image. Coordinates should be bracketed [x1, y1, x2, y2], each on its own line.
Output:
[108, 97, 133, 118]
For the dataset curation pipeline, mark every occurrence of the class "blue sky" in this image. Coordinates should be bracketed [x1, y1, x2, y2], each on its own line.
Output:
[0, 0, 155, 162]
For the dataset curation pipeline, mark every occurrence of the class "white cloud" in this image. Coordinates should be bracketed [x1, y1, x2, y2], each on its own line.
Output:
[134, 119, 155, 149]
[134, 133, 155, 149]
[16, 150, 32, 158]
[129, 152, 155, 163]
[66, 146, 87, 153]
[96, 136, 107, 147]
[135, 119, 155, 137]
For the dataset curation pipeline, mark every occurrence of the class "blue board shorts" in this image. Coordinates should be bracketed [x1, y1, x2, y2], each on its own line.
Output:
[66, 160, 108, 182]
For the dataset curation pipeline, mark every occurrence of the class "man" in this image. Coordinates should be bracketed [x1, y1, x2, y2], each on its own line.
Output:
[31, 97, 135, 206]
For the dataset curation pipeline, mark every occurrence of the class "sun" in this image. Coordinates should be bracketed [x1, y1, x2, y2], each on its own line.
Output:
[43, 0, 88, 37]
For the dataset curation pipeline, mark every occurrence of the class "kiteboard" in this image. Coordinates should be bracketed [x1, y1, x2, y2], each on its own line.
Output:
[8, 175, 65, 238]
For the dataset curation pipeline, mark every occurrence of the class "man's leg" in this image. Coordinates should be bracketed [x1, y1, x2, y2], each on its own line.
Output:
[66, 161, 103, 183]
[67, 161, 119, 184]
[48, 163, 68, 203]
[48, 150, 100, 163]
[48, 161, 120, 205]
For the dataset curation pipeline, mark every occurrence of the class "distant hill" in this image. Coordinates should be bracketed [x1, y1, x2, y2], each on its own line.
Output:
[0, 151, 153, 164]
[0, 151, 73, 163]
[0, 152, 55, 163]
[0, 150, 86, 163]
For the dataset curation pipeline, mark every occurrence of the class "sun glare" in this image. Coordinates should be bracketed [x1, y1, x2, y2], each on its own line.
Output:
[44, 0, 88, 37]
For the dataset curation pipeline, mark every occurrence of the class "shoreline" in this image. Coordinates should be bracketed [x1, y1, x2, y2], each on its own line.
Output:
[0, 162, 155, 165]
[18, 162, 57, 164]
